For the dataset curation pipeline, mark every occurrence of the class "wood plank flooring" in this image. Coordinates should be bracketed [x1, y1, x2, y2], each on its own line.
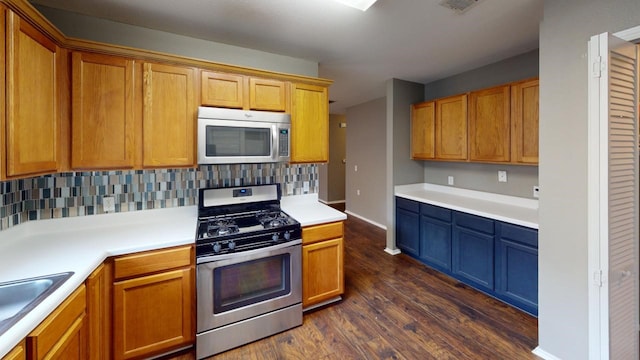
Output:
[168, 215, 539, 360]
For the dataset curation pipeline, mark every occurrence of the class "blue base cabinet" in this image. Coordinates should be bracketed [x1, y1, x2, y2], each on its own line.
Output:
[396, 198, 420, 257]
[495, 222, 538, 315]
[419, 203, 452, 272]
[452, 212, 495, 293]
[395, 196, 538, 316]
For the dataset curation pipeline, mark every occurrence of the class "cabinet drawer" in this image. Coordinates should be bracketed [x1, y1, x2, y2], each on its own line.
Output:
[114, 245, 192, 280]
[420, 203, 451, 222]
[454, 212, 494, 235]
[27, 285, 86, 359]
[302, 222, 344, 245]
[498, 222, 537, 248]
[2, 341, 25, 360]
[396, 197, 419, 213]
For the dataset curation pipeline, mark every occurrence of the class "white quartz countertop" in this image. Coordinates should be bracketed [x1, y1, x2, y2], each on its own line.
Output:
[0, 194, 344, 357]
[395, 183, 538, 229]
[281, 193, 347, 227]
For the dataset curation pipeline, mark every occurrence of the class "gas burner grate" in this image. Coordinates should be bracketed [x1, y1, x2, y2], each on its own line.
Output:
[207, 219, 240, 237]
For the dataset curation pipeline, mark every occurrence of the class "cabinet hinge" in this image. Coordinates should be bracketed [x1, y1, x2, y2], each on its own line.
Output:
[592, 56, 604, 78]
[593, 269, 604, 287]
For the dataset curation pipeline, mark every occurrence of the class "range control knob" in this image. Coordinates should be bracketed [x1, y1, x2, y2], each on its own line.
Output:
[272, 233, 280, 242]
[212, 242, 222, 253]
[228, 240, 236, 251]
[284, 231, 291, 240]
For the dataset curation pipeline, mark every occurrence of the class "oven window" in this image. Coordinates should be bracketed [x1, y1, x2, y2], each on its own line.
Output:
[206, 126, 271, 157]
[213, 254, 290, 313]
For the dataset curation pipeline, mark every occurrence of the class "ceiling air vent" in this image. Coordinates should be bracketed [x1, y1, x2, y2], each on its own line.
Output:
[439, 0, 484, 14]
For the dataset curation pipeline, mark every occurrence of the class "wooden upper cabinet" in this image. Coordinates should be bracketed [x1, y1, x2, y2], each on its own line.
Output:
[71, 52, 137, 169]
[143, 63, 196, 168]
[201, 71, 287, 111]
[6, 10, 60, 178]
[511, 78, 539, 164]
[249, 77, 287, 111]
[201, 71, 244, 108]
[0, 5, 4, 181]
[468, 85, 511, 162]
[290, 83, 329, 163]
[411, 101, 435, 159]
[435, 94, 467, 160]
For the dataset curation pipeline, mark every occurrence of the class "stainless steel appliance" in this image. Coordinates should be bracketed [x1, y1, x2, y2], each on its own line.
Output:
[197, 107, 291, 164]
[195, 184, 302, 359]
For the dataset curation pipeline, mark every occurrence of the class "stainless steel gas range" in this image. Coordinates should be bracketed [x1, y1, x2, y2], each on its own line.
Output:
[195, 184, 302, 359]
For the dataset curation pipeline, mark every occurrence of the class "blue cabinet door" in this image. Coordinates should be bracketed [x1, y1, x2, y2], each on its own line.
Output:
[495, 223, 538, 315]
[396, 203, 420, 257]
[452, 213, 495, 292]
[419, 214, 452, 272]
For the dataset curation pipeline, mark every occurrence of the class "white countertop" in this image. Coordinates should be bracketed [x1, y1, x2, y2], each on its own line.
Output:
[395, 183, 538, 229]
[0, 194, 344, 357]
[281, 193, 347, 227]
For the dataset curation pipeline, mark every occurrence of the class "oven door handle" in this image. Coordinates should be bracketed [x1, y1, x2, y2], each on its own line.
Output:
[196, 239, 302, 264]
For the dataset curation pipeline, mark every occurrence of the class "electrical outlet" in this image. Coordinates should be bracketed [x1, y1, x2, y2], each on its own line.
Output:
[447, 176, 454, 186]
[498, 170, 508, 183]
[356, 189, 360, 196]
[303, 181, 310, 193]
[286, 183, 294, 195]
[103, 196, 116, 213]
[533, 186, 540, 198]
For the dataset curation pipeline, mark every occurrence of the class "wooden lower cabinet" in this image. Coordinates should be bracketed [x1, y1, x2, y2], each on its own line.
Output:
[2, 341, 25, 360]
[26, 285, 87, 360]
[301, 221, 344, 309]
[112, 245, 194, 360]
[86, 263, 112, 360]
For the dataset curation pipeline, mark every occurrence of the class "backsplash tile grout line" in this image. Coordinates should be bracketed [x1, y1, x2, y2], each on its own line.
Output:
[0, 163, 318, 231]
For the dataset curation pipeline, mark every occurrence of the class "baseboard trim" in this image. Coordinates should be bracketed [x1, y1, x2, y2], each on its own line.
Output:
[532, 346, 561, 360]
[344, 210, 387, 230]
[384, 247, 401, 255]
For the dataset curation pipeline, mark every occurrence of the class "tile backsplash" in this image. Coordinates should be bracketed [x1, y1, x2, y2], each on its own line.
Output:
[0, 163, 318, 230]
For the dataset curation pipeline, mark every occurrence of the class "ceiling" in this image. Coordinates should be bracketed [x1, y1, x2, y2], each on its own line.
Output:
[30, 0, 543, 114]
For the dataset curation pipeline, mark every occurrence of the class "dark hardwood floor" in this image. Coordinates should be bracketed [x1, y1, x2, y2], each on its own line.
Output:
[170, 215, 539, 360]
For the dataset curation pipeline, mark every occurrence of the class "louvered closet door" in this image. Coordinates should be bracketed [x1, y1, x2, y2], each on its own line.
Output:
[589, 32, 639, 360]
[606, 36, 638, 360]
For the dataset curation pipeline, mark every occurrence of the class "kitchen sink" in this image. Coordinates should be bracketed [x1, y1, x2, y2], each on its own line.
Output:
[0, 272, 74, 336]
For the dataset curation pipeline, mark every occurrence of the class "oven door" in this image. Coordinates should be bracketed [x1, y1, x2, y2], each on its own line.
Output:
[196, 241, 301, 332]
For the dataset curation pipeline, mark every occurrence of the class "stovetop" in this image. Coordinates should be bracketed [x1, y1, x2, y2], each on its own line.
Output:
[196, 210, 298, 240]
[195, 184, 301, 257]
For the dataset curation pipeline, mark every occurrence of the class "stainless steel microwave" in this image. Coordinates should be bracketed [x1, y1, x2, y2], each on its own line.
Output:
[197, 107, 291, 164]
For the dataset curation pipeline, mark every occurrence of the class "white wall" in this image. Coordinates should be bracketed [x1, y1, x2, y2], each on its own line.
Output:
[34, 5, 318, 77]
[538, 1, 640, 359]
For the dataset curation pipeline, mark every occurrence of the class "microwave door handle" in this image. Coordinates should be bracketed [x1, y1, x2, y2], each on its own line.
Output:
[272, 124, 278, 161]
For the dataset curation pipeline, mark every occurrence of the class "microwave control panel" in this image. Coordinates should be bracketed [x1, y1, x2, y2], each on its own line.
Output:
[278, 129, 290, 156]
